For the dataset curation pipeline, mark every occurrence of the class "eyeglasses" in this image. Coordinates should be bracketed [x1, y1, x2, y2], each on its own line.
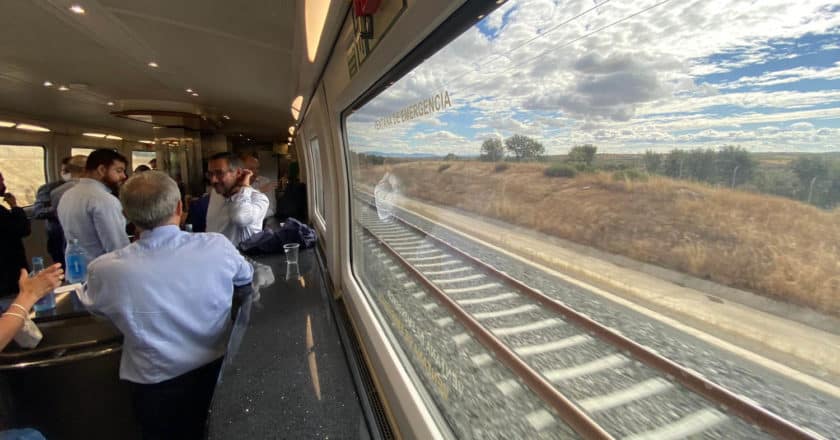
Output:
[205, 169, 232, 179]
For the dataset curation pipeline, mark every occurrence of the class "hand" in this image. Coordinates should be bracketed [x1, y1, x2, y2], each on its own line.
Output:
[3, 193, 17, 208]
[231, 169, 254, 194]
[16, 264, 64, 308]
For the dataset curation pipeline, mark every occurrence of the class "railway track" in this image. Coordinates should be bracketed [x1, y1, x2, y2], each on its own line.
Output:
[355, 197, 824, 440]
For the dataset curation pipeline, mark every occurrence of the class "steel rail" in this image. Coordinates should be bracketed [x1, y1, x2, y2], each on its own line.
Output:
[362, 227, 615, 440]
[357, 195, 824, 440]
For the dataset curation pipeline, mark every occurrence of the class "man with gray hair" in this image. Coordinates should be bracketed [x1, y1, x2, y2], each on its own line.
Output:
[81, 171, 253, 439]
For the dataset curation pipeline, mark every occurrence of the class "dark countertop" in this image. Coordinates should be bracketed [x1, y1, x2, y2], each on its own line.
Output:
[208, 249, 372, 439]
[0, 287, 90, 324]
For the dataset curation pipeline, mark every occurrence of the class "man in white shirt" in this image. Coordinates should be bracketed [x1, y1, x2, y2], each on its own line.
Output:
[82, 171, 253, 439]
[241, 153, 276, 219]
[57, 149, 130, 260]
[206, 152, 269, 246]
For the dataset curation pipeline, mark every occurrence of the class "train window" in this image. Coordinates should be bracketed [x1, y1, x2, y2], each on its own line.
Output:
[345, 1, 837, 438]
[309, 136, 326, 225]
[131, 151, 156, 170]
[0, 144, 46, 207]
[71, 147, 96, 157]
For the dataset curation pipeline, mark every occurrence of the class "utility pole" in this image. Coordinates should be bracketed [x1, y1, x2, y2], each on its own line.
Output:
[808, 176, 818, 204]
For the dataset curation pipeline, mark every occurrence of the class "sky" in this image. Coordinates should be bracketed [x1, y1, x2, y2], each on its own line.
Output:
[346, 0, 840, 156]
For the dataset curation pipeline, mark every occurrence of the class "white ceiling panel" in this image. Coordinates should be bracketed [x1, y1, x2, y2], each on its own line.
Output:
[0, 0, 323, 141]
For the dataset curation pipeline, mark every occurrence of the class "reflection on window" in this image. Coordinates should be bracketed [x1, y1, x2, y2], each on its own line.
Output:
[0, 145, 46, 207]
[344, 1, 838, 438]
[309, 137, 326, 225]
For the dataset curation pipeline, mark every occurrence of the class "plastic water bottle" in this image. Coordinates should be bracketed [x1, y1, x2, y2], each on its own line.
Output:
[31, 257, 56, 312]
[65, 238, 88, 284]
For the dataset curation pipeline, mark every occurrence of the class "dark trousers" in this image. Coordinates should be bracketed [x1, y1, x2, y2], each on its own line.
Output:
[127, 357, 223, 440]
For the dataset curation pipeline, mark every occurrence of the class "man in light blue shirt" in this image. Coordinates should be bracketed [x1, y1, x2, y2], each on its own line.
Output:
[80, 171, 253, 439]
[57, 149, 130, 260]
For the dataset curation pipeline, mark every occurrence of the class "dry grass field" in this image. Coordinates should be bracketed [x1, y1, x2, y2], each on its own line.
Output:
[358, 161, 840, 317]
[0, 145, 47, 207]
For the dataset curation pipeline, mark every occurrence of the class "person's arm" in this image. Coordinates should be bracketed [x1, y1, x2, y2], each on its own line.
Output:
[92, 198, 130, 253]
[232, 246, 254, 287]
[1, 194, 31, 238]
[32, 183, 55, 219]
[229, 187, 269, 228]
[0, 264, 63, 350]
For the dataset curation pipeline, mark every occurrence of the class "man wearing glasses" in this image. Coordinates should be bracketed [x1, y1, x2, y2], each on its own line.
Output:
[205, 152, 269, 246]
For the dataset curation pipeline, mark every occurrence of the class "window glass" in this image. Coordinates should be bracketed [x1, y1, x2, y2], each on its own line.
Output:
[131, 151, 156, 171]
[309, 137, 326, 224]
[0, 145, 46, 207]
[71, 147, 96, 157]
[345, 1, 838, 438]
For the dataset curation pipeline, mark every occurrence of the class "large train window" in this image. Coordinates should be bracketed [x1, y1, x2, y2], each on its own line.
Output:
[344, 0, 838, 438]
[71, 147, 96, 157]
[131, 151, 156, 171]
[309, 136, 326, 225]
[0, 144, 46, 207]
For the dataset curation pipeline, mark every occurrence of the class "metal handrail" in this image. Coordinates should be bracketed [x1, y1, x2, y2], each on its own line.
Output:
[0, 344, 121, 370]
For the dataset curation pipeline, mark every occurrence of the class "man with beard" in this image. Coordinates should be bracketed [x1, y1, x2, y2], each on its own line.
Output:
[0, 171, 31, 295]
[205, 152, 269, 246]
[58, 149, 129, 260]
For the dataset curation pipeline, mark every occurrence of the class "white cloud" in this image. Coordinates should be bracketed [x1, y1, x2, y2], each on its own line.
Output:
[346, 0, 840, 154]
[790, 121, 815, 131]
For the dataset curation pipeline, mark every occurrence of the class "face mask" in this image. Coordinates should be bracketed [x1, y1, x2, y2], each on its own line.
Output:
[61, 172, 72, 181]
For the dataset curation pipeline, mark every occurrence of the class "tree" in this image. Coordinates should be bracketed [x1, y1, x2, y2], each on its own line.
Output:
[715, 145, 755, 187]
[567, 144, 597, 167]
[790, 156, 830, 205]
[663, 149, 687, 178]
[643, 150, 662, 174]
[790, 156, 828, 186]
[444, 153, 458, 161]
[752, 169, 800, 199]
[685, 148, 717, 183]
[504, 134, 545, 161]
[480, 138, 504, 162]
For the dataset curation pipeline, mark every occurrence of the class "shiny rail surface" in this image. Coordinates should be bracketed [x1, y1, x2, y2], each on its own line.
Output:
[356, 195, 824, 440]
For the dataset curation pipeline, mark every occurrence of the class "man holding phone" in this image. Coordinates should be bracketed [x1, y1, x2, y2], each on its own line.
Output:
[205, 152, 269, 246]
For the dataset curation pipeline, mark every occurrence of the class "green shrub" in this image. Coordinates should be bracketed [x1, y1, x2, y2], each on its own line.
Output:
[612, 169, 648, 182]
[544, 163, 577, 178]
[494, 163, 510, 172]
[438, 164, 451, 172]
[599, 163, 631, 172]
[571, 162, 596, 173]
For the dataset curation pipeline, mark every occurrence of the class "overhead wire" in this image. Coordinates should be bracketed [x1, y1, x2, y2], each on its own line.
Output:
[474, 0, 675, 84]
[439, 0, 614, 87]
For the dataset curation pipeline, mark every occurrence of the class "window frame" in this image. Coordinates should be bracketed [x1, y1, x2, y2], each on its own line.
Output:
[337, 1, 507, 438]
[308, 136, 327, 229]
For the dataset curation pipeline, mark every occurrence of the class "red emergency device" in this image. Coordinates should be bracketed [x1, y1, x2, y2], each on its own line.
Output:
[353, 0, 380, 39]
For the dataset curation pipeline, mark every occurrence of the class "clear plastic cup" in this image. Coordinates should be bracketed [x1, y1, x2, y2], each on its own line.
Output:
[283, 243, 300, 264]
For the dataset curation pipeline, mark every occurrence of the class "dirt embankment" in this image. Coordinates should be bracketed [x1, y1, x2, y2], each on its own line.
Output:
[357, 161, 840, 317]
